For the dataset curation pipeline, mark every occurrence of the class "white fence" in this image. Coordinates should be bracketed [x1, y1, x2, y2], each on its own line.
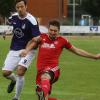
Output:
[0, 25, 48, 34]
[0, 25, 100, 34]
[0, 25, 13, 34]
[60, 26, 100, 33]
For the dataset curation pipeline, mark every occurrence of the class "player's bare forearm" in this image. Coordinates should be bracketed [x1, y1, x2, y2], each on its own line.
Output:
[26, 41, 37, 52]
[26, 40, 32, 48]
[20, 36, 40, 57]
[69, 46, 100, 59]
[20, 41, 37, 57]
[19, 38, 38, 57]
[26, 36, 40, 49]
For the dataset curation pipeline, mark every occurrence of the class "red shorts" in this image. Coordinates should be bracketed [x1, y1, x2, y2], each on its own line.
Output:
[36, 67, 60, 93]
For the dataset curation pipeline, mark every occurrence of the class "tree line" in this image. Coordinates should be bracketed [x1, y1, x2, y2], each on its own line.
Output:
[0, 0, 100, 21]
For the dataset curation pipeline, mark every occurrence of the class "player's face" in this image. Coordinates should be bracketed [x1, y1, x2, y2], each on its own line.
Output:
[16, 1, 27, 17]
[48, 25, 59, 40]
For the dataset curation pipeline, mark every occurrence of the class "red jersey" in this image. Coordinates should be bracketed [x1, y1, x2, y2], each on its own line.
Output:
[37, 34, 72, 71]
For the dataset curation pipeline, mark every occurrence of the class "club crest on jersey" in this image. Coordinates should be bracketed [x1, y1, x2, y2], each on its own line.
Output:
[14, 28, 24, 38]
[22, 24, 26, 29]
[41, 43, 55, 48]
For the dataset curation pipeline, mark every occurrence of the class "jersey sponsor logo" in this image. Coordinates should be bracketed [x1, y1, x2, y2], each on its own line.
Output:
[14, 28, 24, 38]
[41, 43, 55, 48]
[54, 41, 58, 44]
[90, 26, 98, 32]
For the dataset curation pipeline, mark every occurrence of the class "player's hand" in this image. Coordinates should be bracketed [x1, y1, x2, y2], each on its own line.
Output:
[94, 54, 100, 59]
[19, 49, 28, 57]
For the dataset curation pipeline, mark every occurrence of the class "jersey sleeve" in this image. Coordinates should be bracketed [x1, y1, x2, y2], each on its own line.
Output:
[27, 14, 41, 37]
[31, 24, 41, 37]
[62, 37, 72, 49]
[65, 41, 72, 49]
[8, 16, 13, 25]
[8, 13, 18, 25]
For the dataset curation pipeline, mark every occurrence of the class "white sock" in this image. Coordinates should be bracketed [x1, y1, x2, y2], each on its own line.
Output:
[15, 76, 24, 99]
[6, 73, 16, 81]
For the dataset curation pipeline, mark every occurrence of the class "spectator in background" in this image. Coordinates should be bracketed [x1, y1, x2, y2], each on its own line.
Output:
[79, 17, 85, 26]
[2, 31, 6, 40]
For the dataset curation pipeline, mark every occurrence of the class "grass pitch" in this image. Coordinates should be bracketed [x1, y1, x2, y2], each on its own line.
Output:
[0, 36, 100, 100]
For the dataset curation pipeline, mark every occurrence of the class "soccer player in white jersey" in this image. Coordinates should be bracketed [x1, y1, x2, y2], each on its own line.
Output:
[2, 0, 40, 100]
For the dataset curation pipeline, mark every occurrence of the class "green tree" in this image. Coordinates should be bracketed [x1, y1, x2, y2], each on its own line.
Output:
[81, 0, 100, 17]
[0, 0, 15, 17]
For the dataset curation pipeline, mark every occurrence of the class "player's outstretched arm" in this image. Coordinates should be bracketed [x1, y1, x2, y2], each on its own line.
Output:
[68, 46, 100, 59]
[20, 37, 40, 57]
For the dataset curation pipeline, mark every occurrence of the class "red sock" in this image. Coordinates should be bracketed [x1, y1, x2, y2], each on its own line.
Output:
[41, 79, 50, 96]
[48, 98, 57, 100]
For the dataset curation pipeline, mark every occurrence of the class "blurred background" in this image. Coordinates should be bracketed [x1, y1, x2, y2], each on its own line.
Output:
[0, 0, 100, 26]
[0, 0, 100, 35]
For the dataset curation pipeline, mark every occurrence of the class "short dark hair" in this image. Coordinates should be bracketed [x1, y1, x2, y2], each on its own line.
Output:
[15, 0, 27, 5]
[49, 20, 60, 30]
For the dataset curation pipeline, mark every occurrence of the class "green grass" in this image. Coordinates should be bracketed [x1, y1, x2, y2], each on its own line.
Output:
[0, 36, 100, 100]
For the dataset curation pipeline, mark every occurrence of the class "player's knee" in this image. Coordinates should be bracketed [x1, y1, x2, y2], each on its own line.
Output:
[16, 66, 27, 76]
[2, 70, 12, 77]
[41, 73, 51, 80]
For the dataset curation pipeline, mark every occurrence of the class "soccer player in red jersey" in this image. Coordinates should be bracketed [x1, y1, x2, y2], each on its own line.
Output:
[20, 20, 100, 100]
